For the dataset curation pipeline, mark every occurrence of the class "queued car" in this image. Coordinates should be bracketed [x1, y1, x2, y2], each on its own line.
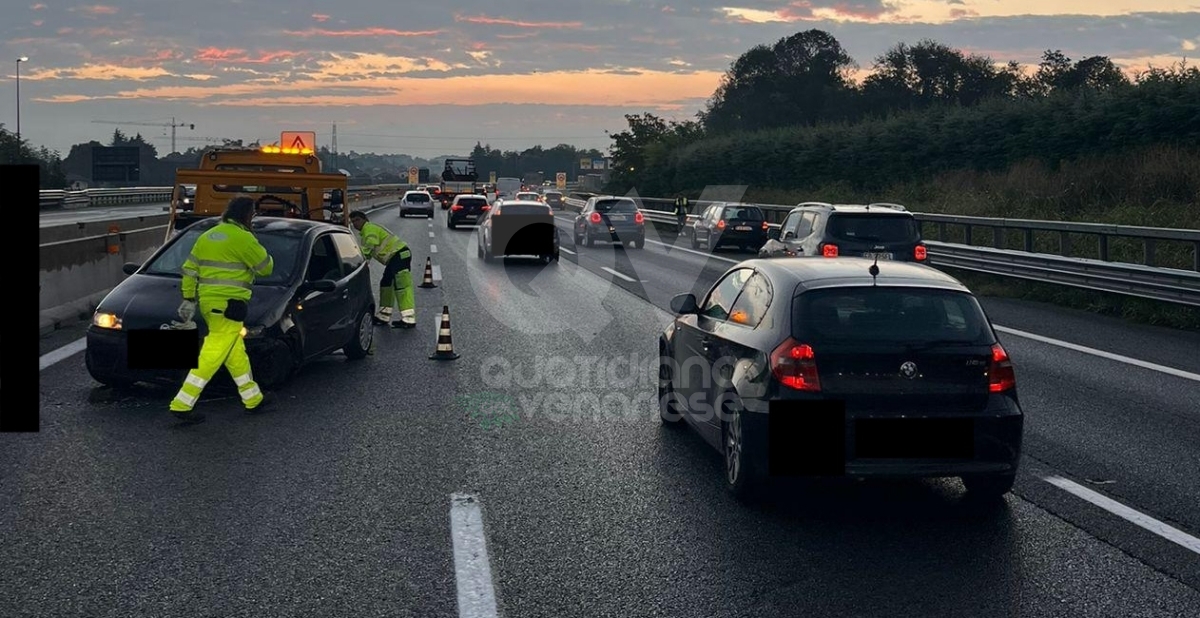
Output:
[399, 190, 435, 218]
[86, 218, 376, 390]
[447, 194, 492, 229]
[573, 196, 646, 249]
[659, 257, 1023, 501]
[476, 199, 560, 263]
[688, 203, 770, 253]
[543, 191, 565, 210]
[514, 191, 542, 203]
[761, 202, 927, 263]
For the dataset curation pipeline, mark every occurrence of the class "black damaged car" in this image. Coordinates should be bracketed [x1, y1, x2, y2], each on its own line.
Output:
[86, 217, 376, 390]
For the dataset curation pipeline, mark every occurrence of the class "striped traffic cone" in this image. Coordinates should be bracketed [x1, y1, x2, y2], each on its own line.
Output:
[429, 305, 460, 361]
[418, 256, 437, 288]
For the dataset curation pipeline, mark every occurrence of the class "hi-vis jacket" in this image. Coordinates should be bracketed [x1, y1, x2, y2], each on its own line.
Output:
[359, 221, 410, 265]
[181, 221, 273, 303]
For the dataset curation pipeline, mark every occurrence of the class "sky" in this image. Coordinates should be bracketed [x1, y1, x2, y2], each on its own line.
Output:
[3, 1, 1199, 158]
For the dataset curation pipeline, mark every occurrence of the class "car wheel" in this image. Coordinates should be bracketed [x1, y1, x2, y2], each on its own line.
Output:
[88, 370, 136, 390]
[722, 401, 760, 500]
[343, 307, 374, 360]
[253, 339, 296, 390]
[427, 211, 434, 219]
[585, 227, 596, 248]
[476, 239, 484, 259]
[448, 219, 457, 230]
[632, 238, 644, 250]
[962, 473, 1016, 500]
[658, 347, 684, 426]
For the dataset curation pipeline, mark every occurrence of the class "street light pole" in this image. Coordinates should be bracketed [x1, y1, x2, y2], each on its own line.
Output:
[16, 56, 28, 144]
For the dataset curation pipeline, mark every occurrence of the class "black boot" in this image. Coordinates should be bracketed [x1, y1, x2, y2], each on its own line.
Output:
[171, 410, 206, 424]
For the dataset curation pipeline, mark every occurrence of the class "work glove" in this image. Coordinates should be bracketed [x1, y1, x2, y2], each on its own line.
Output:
[178, 299, 197, 323]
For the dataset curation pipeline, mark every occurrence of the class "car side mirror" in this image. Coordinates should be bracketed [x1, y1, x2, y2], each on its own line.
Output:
[303, 279, 337, 294]
[122, 262, 140, 275]
[782, 230, 795, 240]
[330, 189, 344, 205]
[670, 293, 699, 315]
[767, 228, 781, 240]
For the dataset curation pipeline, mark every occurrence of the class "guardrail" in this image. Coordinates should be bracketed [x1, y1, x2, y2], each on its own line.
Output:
[561, 195, 1200, 307]
[38, 185, 399, 209]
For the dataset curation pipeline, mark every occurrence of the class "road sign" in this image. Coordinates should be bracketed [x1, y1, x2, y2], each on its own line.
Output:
[592, 159, 605, 170]
[92, 146, 140, 182]
[579, 158, 591, 170]
[556, 172, 566, 189]
[280, 131, 316, 153]
[408, 166, 419, 184]
[489, 171, 497, 184]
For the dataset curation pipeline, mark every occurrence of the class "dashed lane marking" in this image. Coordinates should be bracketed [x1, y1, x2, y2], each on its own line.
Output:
[432, 265, 443, 282]
[429, 231, 436, 238]
[560, 248, 576, 255]
[601, 266, 636, 283]
[431, 244, 438, 254]
[40, 337, 87, 371]
[1044, 476, 1200, 556]
[450, 493, 500, 618]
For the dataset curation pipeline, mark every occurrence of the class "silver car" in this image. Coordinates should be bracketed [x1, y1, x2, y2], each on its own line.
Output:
[399, 190, 434, 218]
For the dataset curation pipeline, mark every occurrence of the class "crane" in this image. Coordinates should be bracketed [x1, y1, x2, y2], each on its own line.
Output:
[91, 117, 195, 154]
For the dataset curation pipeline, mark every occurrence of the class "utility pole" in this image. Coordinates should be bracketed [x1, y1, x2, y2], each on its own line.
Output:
[332, 122, 339, 170]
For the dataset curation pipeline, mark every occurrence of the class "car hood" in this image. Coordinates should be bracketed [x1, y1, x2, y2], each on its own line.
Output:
[95, 274, 294, 331]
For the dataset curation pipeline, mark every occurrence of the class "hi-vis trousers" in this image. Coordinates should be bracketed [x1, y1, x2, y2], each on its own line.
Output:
[376, 251, 415, 325]
[169, 299, 264, 412]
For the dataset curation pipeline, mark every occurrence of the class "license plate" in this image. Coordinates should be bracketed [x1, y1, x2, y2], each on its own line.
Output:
[608, 215, 626, 221]
[863, 252, 893, 260]
[735, 226, 752, 231]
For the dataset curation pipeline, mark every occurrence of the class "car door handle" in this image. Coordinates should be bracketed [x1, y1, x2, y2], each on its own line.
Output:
[701, 337, 712, 352]
[341, 290, 349, 299]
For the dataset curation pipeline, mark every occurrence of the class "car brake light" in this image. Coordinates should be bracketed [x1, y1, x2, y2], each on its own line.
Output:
[821, 243, 838, 257]
[481, 205, 490, 211]
[451, 204, 463, 211]
[590, 212, 602, 224]
[762, 221, 769, 231]
[914, 244, 927, 261]
[634, 211, 644, 224]
[770, 338, 821, 392]
[716, 219, 726, 230]
[988, 343, 1016, 393]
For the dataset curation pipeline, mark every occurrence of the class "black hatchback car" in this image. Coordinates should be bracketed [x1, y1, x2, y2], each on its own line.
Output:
[659, 257, 1022, 501]
[573, 196, 646, 249]
[689, 202, 769, 252]
[763, 202, 927, 263]
[476, 200, 560, 263]
[447, 194, 491, 229]
[86, 218, 376, 390]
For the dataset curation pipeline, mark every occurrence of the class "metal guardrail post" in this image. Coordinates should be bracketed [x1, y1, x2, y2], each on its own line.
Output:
[1145, 239, 1157, 267]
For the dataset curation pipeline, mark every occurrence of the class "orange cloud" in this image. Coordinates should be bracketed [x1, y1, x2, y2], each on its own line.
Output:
[662, 5, 675, 12]
[33, 19, 44, 26]
[76, 4, 119, 15]
[194, 48, 301, 64]
[495, 33, 537, 40]
[57, 27, 74, 34]
[312, 13, 330, 22]
[31, 3, 47, 9]
[455, 14, 583, 28]
[284, 27, 442, 37]
[24, 63, 174, 81]
[36, 68, 723, 108]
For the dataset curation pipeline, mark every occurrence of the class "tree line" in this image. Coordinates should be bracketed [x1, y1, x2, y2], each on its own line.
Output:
[469, 142, 606, 181]
[606, 30, 1200, 198]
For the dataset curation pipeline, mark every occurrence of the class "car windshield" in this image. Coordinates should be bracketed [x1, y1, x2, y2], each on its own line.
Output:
[545, 193, 562, 200]
[406, 193, 431, 203]
[458, 198, 488, 207]
[793, 287, 993, 345]
[517, 193, 539, 200]
[595, 199, 637, 213]
[827, 214, 920, 243]
[142, 224, 303, 286]
[722, 207, 764, 221]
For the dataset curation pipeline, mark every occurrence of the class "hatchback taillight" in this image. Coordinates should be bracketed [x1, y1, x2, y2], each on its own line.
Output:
[634, 211, 645, 224]
[988, 343, 1016, 393]
[590, 212, 602, 224]
[915, 244, 927, 261]
[770, 338, 821, 392]
[762, 221, 769, 231]
[481, 205, 490, 211]
[451, 204, 463, 211]
[717, 219, 726, 230]
[821, 243, 838, 257]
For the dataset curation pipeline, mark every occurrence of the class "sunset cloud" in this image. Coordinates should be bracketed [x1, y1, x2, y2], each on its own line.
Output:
[283, 27, 443, 38]
[75, 4, 119, 15]
[24, 64, 176, 81]
[455, 14, 584, 29]
[194, 48, 303, 64]
[312, 13, 330, 22]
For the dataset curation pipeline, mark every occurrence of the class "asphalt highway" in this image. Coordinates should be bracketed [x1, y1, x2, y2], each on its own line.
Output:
[13, 205, 1200, 617]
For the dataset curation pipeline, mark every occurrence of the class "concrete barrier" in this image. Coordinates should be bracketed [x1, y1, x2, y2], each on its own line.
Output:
[38, 196, 399, 336]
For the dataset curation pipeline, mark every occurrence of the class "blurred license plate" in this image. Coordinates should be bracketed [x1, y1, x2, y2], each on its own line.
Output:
[863, 252, 893, 260]
[735, 226, 752, 231]
[609, 215, 626, 221]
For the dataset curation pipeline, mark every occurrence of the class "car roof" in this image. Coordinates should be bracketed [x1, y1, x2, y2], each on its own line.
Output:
[499, 199, 548, 206]
[454, 194, 488, 199]
[186, 217, 347, 235]
[739, 257, 972, 295]
[791, 203, 911, 215]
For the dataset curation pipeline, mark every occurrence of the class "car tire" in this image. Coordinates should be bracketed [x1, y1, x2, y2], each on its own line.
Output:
[253, 339, 297, 390]
[962, 473, 1016, 500]
[88, 370, 136, 390]
[658, 348, 684, 427]
[448, 219, 457, 230]
[343, 307, 374, 360]
[585, 227, 596, 248]
[427, 211, 433, 219]
[722, 402, 760, 501]
[632, 238, 644, 250]
[476, 241, 484, 259]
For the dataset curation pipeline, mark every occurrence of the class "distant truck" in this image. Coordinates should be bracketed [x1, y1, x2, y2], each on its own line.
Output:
[495, 177, 521, 201]
[438, 157, 479, 207]
[522, 172, 544, 188]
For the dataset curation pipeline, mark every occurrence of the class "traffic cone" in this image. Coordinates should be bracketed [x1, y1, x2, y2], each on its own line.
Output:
[419, 256, 437, 288]
[429, 305, 460, 361]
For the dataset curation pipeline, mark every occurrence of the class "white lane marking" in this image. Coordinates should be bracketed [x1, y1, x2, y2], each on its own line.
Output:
[431, 244, 438, 254]
[645, 238, 740, 264]
[1044, 476, 1200, 556]
[995, 325, 1200, 383]
[40, 337, 87, 371]
[601, 266, 636, 283]
[450, 493, 499, 618]
[432, 265, 443, 282]
[560, 247, 576, 255]
[429, 231, 436, 238]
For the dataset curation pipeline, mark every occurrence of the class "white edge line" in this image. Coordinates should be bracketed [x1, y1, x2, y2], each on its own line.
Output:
[560, 247, 576, 255]
[1044, 476, 1200, 556]
[40, 337, 88, 371]
[450, 493, 500, 618]
[431, 244, 438, 254]
[645, 238, 740, 264]
[995, 325, 1200, 383]
[601, 266, 637, 283]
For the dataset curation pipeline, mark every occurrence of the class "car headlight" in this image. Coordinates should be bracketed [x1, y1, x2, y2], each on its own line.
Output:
[93, 312, 122, 330]
[242, 325, 265, 338]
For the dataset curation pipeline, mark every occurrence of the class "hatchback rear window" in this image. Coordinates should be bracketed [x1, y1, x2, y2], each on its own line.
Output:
[406, 193, 430, 202]
[722, 207, 764, 221]
[793, 288, 993, 345]
[458, 198, 487, 207]
[499, 204, 551, 215]
[827, 214, 919, 243]
[595, 199, 637, 213]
